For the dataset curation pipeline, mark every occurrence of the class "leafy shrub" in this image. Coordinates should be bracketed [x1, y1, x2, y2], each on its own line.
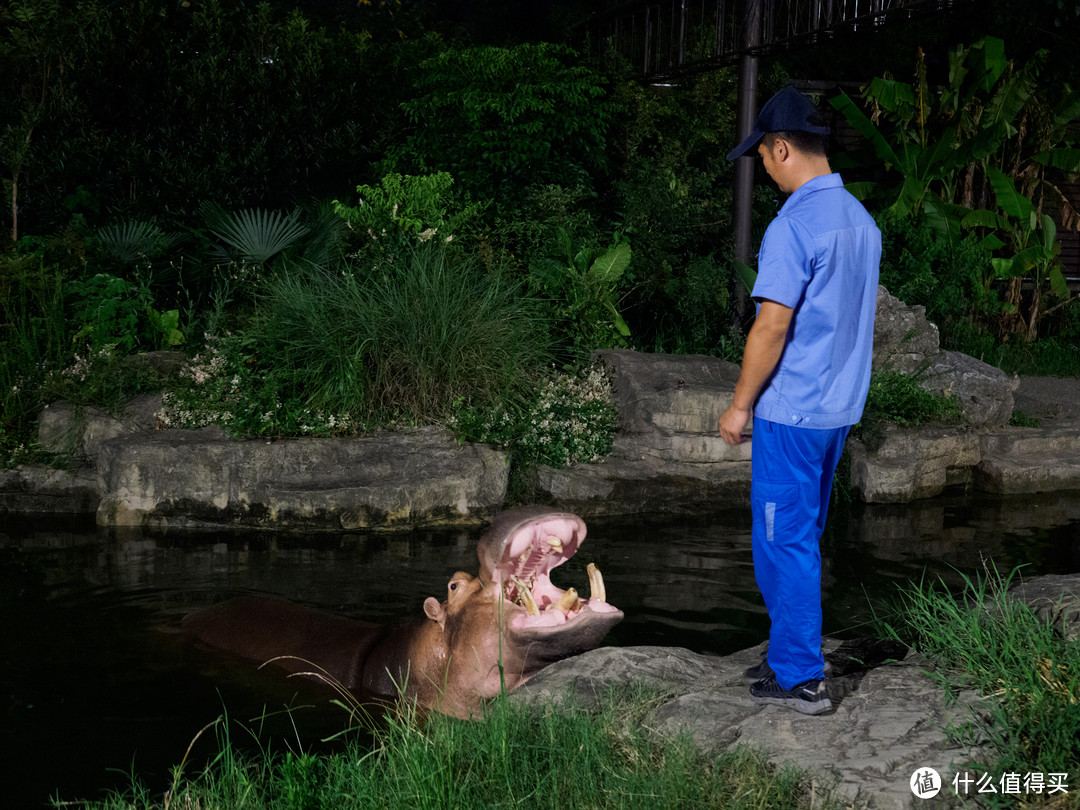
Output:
[604, 68, 743, 352]
[877, 213, 996, 349]
[65, 273, 151, 353]
[333, 172, 483, 264]
[516, 365, 619, 467]
[528, 230, 632, 365]
[384, 42, 613, 200]
[658, 253, 742, 356]
[830, 36, 1080, 343]
[852, 368, 962, 454]
[450, 364, 618, 468]
[157, 332, 359, 438]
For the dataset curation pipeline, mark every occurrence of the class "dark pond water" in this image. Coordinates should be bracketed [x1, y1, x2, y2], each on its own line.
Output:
[3, 491, 1079, 808]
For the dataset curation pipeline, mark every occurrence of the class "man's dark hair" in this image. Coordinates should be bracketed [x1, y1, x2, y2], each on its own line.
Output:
[763, 130, 829, 157]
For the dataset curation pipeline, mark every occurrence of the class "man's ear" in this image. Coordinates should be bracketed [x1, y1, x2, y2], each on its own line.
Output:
[773, 137, 791, 163]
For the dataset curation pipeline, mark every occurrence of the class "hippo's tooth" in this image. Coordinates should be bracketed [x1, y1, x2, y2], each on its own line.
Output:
[546, 535, 563, 554]
[587, 562, 606, 603]
[555, 587, 579, 613]
[511, 575, 540, 616]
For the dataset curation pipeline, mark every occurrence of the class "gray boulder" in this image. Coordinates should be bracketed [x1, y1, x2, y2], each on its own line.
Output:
[0, 465, 101, 514]
[38, 394, 167, 459]
[848, 427, 981, 503]
[94, 427, 509, 530]
[873, 288, 1017, 427]
[533, 350, 752, 516]
[596, 348, 741, 435]
[975, 418, 1080, 495]
[872, 286, 940, 373]
[920, 351, 1017, 427]
[1008, 573, 1080, 642]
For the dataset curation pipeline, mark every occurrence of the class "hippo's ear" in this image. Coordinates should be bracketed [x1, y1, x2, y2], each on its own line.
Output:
[424, 596, 447, 628]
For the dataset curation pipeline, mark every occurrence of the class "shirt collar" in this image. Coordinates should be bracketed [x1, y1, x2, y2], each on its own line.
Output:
[779, 173, 843, 213]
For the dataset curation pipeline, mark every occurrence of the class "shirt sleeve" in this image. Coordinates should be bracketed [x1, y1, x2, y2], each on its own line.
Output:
[751, 216, 814, 308]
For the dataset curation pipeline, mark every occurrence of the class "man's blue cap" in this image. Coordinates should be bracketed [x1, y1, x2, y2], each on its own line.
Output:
[726, 86, 831, 161]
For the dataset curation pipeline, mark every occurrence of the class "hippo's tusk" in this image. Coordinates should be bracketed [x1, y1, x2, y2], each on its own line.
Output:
[546, 535, 563, 554]
[555, 587, 579, 613]
[511, 575, 540, 616]
[587, 563, 606, 603]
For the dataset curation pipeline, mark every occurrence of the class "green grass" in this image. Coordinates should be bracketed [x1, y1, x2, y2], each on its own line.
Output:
[872, 564, 1080, 806]
[253, 242, 552, 423]
[953, 334, 1080, 378]
[861, 368, 963, 427]
[830, 368, 964, 482]
[60, 689, 845, 810]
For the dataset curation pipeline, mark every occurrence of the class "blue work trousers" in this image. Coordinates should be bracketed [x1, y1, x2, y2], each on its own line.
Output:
[751, 416, 849, 690]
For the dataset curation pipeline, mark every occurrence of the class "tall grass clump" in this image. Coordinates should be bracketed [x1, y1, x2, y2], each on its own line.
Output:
[873, 564, 1080, 795]
[64, 689, 841, 809]
[254, 243, 551, 423]
[0, 259, 69, 457]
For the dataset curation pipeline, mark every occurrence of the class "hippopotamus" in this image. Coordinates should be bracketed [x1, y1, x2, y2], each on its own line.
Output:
[182, 507, 623, 718]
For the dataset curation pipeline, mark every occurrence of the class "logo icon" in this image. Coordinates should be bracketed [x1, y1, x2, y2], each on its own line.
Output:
[911, 767, 942, 799]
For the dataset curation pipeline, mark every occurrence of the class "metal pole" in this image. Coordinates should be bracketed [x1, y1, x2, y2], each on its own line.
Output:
[677, 0, 687, 68]
[733, 0, 762, 311]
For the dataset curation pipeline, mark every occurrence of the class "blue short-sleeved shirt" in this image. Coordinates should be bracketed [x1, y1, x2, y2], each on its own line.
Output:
[751, 173, 880, 429]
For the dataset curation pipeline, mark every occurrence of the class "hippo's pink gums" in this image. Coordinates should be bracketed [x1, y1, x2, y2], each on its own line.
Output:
[182, 507, 623, 718]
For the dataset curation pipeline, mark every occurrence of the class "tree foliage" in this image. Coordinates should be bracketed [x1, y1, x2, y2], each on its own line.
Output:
[0, 0, 397, 237]
[384, 42, 614, 200]
[830, 36, 1080, 341]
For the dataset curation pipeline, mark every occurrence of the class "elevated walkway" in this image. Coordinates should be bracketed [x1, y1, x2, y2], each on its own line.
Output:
[589, 0, 979, 80]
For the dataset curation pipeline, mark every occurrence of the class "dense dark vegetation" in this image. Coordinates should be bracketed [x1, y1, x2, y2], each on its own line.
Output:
[2, 0, 1078, 465]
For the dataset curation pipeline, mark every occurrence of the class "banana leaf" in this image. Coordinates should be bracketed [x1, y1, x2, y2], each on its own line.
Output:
[987, 167, 1036, 221]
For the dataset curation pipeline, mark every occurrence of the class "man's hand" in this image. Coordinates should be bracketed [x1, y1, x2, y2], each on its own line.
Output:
[719, 404, 752, 445]
[717, 299, 794, 446]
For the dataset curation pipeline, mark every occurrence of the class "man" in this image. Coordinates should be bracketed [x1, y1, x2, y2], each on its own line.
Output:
[720, 86, 880, 715]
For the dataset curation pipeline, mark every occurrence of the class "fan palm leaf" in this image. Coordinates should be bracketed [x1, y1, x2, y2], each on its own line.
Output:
[95, 219, 178, 264]
[200, 203, 310, 265]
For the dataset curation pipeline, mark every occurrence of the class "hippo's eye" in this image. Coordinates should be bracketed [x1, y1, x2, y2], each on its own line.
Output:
[449, 582, 458, 591]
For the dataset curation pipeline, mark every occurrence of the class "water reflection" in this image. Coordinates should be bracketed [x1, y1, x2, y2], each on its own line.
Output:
[1, 490, 1078, 806]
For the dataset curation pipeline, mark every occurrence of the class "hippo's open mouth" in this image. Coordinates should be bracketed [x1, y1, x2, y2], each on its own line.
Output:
[484, 512, 621, 631]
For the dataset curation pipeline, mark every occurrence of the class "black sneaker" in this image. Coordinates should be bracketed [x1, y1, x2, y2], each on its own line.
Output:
[744, 653, 832, 681]
[749, 673, 832, 715]
[744, 655, 772, 680]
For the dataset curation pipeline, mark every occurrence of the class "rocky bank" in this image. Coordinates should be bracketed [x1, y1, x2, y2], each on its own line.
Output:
[511, 572, 1080, 810]
[1, 286, 1078, 528]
